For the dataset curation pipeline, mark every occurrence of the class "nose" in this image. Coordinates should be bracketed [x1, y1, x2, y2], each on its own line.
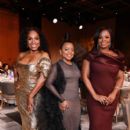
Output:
[32, 39, 36, 44]
[69, 50, 74, 55]
[101, 38, 106, 42]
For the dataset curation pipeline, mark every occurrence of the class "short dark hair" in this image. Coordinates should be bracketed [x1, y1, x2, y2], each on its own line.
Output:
[60, 40, 74, 49]
[19, 27, 49, 53]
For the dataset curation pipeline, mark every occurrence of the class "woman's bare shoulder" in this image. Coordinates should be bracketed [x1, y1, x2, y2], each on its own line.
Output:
[19, 52, 26, 57]
[17, 52, 27, 60]
[40, 51, 50, 59]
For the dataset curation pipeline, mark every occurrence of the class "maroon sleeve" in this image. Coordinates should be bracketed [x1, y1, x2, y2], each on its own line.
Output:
[118, 51, 125, 71]
[85, 51, 96, 61]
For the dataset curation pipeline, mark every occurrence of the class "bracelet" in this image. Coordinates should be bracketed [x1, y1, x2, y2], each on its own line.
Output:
[115, 86, 120, 90]
[60, 99, 65, 103]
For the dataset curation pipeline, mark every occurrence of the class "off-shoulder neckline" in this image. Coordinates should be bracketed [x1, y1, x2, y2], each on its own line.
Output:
[17, 57, 50, 66]
[100, 52, 118, 59]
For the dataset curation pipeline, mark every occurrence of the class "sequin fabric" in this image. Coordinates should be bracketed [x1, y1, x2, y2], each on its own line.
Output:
[15, 57, 51, 130]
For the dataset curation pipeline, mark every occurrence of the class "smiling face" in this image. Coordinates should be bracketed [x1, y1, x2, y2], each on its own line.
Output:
[27, 30, 40, 51]
[98, 29, 111, 50]
[60, 42, 74, 62]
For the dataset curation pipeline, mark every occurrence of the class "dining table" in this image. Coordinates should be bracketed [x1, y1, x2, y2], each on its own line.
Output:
[120, 81, 130, 130]
[0, 76, 15, 107]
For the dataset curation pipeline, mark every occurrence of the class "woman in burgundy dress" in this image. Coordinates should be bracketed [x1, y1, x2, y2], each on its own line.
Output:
[82, 27, 125, 130]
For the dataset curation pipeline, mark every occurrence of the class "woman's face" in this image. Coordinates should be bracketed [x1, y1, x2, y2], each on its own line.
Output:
[5, 65, 9, 70]
[60, 42, 74, 61]
[27, 30, 40, 51]
[0, 61, 3, 67]
[98, 30, 111, 49]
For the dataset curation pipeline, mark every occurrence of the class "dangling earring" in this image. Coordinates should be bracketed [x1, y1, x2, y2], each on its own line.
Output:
[109, 43, 111, 49]
[97, 44, 99, 50]
[26, 45, 29, 49]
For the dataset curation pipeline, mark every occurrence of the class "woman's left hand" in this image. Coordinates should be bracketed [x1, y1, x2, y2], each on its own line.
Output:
[59, 100, 69, 111]
[107, 92, 116, 105]
[28, 95, 34, 113]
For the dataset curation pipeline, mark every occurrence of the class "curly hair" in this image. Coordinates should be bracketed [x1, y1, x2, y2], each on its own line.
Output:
[19, 27, 49, 53]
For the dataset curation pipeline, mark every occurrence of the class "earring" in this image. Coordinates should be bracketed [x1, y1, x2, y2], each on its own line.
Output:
[109, 43, 111, 48]
[97, 44, 99, 50]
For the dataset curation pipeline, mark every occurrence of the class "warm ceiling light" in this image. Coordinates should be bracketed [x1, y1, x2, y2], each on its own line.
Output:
[79, 25, 83, 30]
[42, 13, 46, 16]
[60, 6, 63, 10]
[53, 18, 58, 24]
[64, 1, 68, 4]
[22, 7, 25, 10]
[101, 6, 104, 9]
[114, 10, 118, 15]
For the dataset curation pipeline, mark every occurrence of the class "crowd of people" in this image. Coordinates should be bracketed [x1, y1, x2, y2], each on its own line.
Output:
[0, 61, 14, 81]
[0, 61, 8, 74]
[1, 26, 126, 130]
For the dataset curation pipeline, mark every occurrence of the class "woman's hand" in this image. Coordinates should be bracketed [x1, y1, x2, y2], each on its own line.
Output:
[59, 100, 69, 111]
[107, 92, 117, 105]
[15, 85, 20, 90]
[14, 82, 20, 91]
[28, 95, 34, 113]
[93, 93, 108, 105]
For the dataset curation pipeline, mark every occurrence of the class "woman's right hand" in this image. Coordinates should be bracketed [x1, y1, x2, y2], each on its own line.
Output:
[15, 83, 20, 90]
[59, 100, 69, 111]
[93, 93, 108, 105]
[28, 95, 34, 113]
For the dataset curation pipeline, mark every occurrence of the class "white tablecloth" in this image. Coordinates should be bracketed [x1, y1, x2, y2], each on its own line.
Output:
[120, 85, 130, 130]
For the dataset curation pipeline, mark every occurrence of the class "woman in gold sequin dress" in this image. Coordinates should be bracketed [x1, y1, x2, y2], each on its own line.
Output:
[14, 27, 51, 130]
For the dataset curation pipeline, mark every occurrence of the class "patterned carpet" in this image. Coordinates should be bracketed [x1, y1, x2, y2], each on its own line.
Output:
[0, 105, 22, 130]
[6, 111, 21, 124]
[0, 104, 21, 125]
[0, 104, 128, 130]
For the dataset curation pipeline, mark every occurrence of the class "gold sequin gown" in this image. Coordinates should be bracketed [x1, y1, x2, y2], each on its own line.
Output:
[15, 58, 51, 130]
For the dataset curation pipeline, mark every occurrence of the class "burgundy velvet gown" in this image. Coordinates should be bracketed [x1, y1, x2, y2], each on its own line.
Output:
[85, 50, 124, 130]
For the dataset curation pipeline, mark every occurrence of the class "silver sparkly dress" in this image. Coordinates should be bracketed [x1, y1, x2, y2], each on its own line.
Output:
[46, 60, 81, 130]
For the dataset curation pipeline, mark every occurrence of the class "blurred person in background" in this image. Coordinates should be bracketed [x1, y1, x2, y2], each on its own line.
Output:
[0, 60, 4, 74]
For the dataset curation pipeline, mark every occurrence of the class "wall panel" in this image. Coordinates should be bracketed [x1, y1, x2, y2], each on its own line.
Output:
[41, 18, 116, 63]
[0, 9, 19, 66]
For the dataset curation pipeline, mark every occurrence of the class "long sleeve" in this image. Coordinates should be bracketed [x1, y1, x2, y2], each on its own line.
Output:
[46, 64, 65, 102]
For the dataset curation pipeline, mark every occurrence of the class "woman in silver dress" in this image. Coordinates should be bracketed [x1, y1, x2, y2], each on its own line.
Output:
[46, 41, 81, 130]
[14, 27, 51, 130]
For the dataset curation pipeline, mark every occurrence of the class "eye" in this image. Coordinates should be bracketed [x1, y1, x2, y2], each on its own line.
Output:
[35, 36, 40, 40]
[64, 48, 69, 51]
[98, 36, 102, 39]
[28, 37, 32, 40]
[105, 36, 110, 39]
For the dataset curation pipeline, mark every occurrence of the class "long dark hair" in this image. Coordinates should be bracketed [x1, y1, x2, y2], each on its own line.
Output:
[93, 26, 114, 51]
[19, 27, 49, 53]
